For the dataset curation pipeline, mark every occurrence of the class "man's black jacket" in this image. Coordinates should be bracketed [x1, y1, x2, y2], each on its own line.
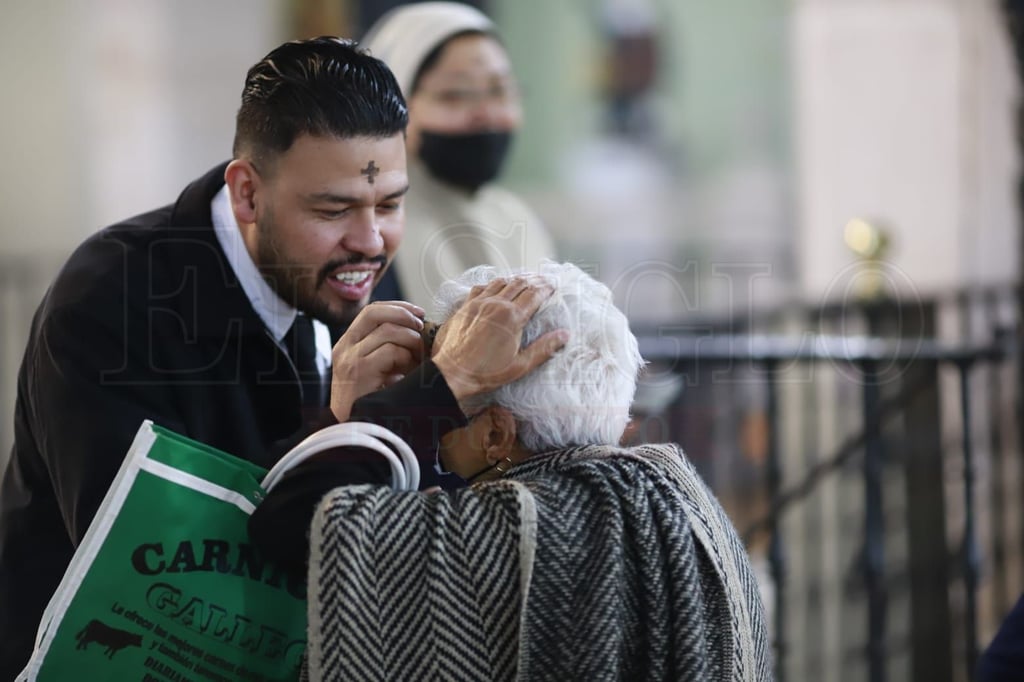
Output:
[0, 165, 464, 679]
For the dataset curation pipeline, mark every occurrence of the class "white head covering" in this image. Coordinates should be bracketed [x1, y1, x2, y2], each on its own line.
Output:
[361, 2, 496, 98]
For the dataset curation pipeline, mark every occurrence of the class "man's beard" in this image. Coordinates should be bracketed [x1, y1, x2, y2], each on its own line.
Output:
[254, 211, 384, 328]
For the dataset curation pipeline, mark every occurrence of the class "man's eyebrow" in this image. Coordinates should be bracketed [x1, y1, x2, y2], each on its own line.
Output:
[306, 184, 410, 204]
[382, 185, 410, 201]
[307, 191, 359, 204]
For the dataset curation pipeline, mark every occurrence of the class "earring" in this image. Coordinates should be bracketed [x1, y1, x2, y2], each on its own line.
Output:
[492, 456, 515, 476]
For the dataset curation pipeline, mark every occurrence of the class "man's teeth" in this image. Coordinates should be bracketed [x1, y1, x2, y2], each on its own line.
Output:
[334, 271, 372, 285]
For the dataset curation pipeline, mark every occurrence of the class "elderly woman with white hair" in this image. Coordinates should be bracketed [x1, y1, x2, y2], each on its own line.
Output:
[252, 262, 772, 681]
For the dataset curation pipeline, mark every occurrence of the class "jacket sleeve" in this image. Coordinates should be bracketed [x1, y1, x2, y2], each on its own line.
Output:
[247, 360, 469, 571]
[0, 263, 193, 680]
[19, 280, 189, 545]
[348, 358, 469, 479]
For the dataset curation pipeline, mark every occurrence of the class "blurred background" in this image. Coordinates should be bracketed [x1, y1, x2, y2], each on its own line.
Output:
[1, 0, 1022, 680]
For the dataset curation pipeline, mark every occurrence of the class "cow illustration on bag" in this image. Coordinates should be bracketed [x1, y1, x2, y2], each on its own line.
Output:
[74, 619, 143, 659]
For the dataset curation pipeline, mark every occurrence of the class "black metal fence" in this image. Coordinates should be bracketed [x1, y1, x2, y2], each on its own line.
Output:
[632, 285, 1022, 682]
[2, 252, 1021, 680]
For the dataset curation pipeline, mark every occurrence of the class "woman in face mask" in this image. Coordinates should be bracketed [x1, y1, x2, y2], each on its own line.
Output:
[362, 2, 558, 311]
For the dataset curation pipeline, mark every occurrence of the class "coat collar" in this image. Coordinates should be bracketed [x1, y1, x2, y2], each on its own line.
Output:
[165, 163, 269, 338]
[165, 163, 349, 343]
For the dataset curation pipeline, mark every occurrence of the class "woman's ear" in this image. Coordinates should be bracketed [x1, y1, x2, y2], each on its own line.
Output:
[224, 159, 259, 225]
[482, 407, 518, 464]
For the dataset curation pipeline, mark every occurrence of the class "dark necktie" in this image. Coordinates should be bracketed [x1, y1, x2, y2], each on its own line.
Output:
[284, 315, 324, 407]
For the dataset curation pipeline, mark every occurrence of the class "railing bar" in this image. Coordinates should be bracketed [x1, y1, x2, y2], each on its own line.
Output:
[802, 351, 823, 681]
[862, 359, 887, 682]
[984, 292, 1009, 616]
[765, 359, 786, 682]
[1015, 297, 1024, 590]
[959, 360, 980, 677]
[636, 334, 1006, 365]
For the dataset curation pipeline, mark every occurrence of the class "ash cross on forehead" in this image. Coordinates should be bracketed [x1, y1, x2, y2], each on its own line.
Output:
[360, 160, 380, 185]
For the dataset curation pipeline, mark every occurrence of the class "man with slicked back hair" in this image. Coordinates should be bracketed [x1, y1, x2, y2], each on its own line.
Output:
[1, 37, 566, 678]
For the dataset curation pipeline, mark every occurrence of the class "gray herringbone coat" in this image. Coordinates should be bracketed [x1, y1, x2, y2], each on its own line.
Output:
[308, 443, 773, 681]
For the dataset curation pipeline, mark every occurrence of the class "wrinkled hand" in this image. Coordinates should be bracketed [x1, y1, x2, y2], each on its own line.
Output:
[432, 276, 569, 403]
[330, 301, 426, 422]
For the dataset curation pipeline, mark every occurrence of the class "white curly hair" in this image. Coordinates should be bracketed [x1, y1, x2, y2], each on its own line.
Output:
[433, 261, 646, 452]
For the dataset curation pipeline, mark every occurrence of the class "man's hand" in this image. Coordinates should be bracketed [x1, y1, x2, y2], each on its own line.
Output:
[330, 301, 426, 422]
[432, 276, 569, 403]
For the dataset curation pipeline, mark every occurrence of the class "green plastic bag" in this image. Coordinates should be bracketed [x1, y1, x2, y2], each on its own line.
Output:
[19, 420, 306, 682]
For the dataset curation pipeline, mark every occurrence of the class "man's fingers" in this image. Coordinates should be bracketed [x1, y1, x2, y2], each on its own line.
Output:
[508, 280, 556, 319]
[432, 275, 566, 401]
[467, 280, 505, 301]
[374, 300, 426, 317]
[363, 343, 418, 376]
[339, 323, 425, 370]
[342, 302, 424, 343]
[496, 275, 552, 301]
[513, 329, 570, 378]
[356, 322, 425, 357]
[468, 275, 547, 302]
[495, 275, 530, 300]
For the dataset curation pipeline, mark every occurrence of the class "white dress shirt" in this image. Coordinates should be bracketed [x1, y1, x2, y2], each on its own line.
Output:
[210, 185, 332, 381]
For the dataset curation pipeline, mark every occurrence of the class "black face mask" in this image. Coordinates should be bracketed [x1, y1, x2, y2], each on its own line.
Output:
[417, 130, 513, 192]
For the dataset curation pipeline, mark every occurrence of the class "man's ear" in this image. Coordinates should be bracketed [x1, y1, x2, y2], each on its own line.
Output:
[482, 406, 518, 464]
[224, 159, 260, 225]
